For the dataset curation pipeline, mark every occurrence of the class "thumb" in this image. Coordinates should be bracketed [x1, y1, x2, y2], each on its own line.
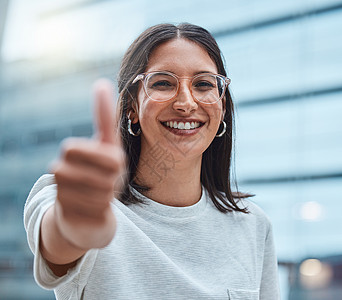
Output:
[93, 79, 118, 144]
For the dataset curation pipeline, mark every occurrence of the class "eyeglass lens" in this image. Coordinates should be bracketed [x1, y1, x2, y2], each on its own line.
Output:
[145, 72, 225, 103]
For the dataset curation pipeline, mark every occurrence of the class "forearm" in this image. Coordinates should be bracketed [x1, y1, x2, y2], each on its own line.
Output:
[40, 203, 117, 265]
[40, 205, 86, 266]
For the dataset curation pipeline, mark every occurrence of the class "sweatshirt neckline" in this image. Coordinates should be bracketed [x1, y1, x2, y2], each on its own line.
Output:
[129, 186, 208, 219]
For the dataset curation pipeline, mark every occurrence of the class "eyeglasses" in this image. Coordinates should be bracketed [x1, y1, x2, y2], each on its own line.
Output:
[132, 71, 231, 104]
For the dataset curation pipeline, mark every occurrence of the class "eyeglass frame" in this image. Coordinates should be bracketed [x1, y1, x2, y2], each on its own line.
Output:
[132, 71, 231, 104]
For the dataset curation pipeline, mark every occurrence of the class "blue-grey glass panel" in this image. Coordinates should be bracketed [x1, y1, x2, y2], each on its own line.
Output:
[235, 93, 342, 179]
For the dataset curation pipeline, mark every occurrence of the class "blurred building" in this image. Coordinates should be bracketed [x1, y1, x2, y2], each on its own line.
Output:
[0, 0, 342, 299]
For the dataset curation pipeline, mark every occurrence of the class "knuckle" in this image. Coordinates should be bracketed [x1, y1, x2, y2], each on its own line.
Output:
[60, 137, 88, 159]
[60, 137, 76, 153]
[63, 146, 78, 161]
[53, 165, 64, 180]
[53, 161, 68, 178]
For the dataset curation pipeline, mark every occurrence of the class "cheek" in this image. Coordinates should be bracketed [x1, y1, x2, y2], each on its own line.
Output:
[136, 90, 149, 120]
[136, 88, 145, 110]
[208, 102, 224, 120]
[137, 96, 163, 128]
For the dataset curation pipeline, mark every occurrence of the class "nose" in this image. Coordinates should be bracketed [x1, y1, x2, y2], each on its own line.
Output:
[172, 81, 198, 113]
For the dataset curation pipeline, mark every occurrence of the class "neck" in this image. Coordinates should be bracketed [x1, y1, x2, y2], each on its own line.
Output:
[135, 151, 203, 207]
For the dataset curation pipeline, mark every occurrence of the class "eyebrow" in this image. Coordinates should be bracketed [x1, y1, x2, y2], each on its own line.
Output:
[195, 71, 216, 75]
[156, 70, 217, 76]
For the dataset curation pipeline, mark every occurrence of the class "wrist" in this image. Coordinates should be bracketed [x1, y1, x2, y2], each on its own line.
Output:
[54, 201, 116, 250]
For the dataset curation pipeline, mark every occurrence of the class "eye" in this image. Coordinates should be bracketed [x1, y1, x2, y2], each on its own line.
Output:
[147, 73, 177, 91]
[193, 80, 215, 90]
[151, 80, 173, 89]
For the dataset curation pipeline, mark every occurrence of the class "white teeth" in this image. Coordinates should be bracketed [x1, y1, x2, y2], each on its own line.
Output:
[163, 121, 201, 130]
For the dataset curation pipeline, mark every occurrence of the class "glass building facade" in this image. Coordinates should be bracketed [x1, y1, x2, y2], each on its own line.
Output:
[0, 0, 341, 299]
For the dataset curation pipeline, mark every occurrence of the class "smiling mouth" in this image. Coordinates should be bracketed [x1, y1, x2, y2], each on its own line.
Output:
[161, 121, 204, 130]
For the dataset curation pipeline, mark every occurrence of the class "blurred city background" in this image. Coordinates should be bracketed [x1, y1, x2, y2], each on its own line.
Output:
[0, 0, 342, 299]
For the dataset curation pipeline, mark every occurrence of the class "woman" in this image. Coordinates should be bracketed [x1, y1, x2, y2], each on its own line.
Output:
[24, 23, 280, 299]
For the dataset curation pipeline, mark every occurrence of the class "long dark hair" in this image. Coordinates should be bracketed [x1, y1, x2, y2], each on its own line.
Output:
[117, 23, 249, 213]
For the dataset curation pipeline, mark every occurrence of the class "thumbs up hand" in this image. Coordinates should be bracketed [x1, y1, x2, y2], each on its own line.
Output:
[50, 79, 126, 251]
[94, 79, 120, 145]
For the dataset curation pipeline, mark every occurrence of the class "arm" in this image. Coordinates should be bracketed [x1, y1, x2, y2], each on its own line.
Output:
[259, 224, 281, 299]
[40, 202, 116, 276]
[39, 79, 125, 276]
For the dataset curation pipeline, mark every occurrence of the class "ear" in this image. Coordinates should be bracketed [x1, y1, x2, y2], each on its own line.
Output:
[127, 103, 139, 124]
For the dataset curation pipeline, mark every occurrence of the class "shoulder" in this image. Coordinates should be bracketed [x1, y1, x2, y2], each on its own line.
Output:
[207, 191, 273, 238]
[24, 174, 57, 226]
[241, 199, 271, 221]
[207, 189, 272, 228]
[25, 173, 57, 203]
[27, 173, 56, 197]
[236, 198, 273, 236]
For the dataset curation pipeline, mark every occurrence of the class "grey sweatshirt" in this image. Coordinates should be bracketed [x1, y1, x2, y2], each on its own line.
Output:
[24, 174, 280, 300]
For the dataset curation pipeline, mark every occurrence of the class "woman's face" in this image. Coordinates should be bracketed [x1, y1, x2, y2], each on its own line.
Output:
[134, 38, 225, 162]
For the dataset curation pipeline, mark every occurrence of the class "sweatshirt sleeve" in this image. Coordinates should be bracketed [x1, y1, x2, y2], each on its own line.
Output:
[23, 174, 98, 296]
[259, 222, 281, 300]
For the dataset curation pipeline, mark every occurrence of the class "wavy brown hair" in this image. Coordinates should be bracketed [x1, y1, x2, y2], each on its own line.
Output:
[116, 23, 249, 213]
